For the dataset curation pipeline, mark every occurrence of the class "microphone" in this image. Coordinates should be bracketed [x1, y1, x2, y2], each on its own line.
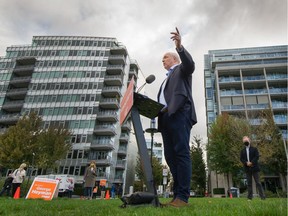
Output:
[145, 74, 155, 84]
[137, 74, 156, 93]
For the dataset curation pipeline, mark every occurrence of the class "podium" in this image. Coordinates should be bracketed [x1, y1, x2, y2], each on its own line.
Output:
[130, 93, 164, 207]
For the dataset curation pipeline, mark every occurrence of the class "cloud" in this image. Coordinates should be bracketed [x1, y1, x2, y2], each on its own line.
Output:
[0, 0, 287, 143]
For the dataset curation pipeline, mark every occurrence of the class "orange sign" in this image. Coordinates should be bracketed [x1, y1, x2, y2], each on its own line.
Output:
[26, 178, 59, 201]
[120, 77, 135, 125]
[99, 179, 107, 186]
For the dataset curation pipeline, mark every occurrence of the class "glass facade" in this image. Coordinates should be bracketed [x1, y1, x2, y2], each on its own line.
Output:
[0, 36, 139, 191]
[204, 45, 287, 139]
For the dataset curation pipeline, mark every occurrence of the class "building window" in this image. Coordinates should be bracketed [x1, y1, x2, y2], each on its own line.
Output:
[205, 78, 212, 88]
[37, 51, 43, 57]
[206, 88, 213, 99]
[208, 112, 215, 123]
[81, 135, 87, 143]
[207, 100, 214, 111]
[97, 61, 103, 67]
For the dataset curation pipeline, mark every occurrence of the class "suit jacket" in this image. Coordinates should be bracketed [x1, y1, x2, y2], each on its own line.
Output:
[157, 47, 197, 130]
[240, 146, 260, 172]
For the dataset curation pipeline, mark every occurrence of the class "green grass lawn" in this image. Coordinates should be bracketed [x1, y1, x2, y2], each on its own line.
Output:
[0, 197, 286, 216]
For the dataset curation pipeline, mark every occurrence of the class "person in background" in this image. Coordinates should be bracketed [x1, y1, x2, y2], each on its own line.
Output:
[0, 173, 13, 196]
[83, 161, 97, 200]
[111, 183, 116, 199]
[240, 136, 266, 200]
[157, 27, 197, 208]
[100, 184, 106, 199]
[11, 163, 27, 197]
[66, 178, 74, 198]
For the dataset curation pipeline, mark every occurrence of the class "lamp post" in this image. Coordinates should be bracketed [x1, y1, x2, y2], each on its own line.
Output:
[145, 119, 158, 165]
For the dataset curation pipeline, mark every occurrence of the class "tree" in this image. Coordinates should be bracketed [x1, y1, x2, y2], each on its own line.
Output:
[0, 112, 71, 171]
[36, 126, 71, 173]
[252, 109, 287, 191]
[190, 136, 206, 196]
[207, 113, 251, 188]
[0, 112, 42, 168]
[207, 110, 287, 192]
[134, 155, 164, 190]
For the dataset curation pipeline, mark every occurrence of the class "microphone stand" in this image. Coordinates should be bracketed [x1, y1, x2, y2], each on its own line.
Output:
[136, 83, 147, 93]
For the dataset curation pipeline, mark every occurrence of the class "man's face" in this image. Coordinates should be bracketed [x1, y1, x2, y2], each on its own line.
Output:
[162, 53, 176, 70]
[242, 136, 250, 146]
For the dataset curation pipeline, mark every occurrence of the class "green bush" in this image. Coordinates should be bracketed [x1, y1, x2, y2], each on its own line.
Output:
[213, 188, 225, 194]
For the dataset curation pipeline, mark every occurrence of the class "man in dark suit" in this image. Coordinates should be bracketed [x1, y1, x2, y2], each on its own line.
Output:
[157, 27, 197, 207]
[240, 136, 266, 200]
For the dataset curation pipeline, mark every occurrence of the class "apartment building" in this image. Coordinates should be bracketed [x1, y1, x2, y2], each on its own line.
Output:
[204, 45, 287, 194]
[0, 36, 139, 192]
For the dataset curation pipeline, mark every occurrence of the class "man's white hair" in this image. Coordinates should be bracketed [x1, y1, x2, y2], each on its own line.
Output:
[166, 52, 180, 63]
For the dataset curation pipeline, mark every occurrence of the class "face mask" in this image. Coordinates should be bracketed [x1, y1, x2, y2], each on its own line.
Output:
[244, 141, 249, 146]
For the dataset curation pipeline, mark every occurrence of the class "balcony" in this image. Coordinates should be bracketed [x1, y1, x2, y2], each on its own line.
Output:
[108, 55, 126, 65]
[13, 65, 34, 76]
[104, 75, 123, 86]
[246, 104, 269, 110]
[272, 101, 288, 109]
[113, 176, 124, 184]
[0, 114, 20, 125]
[274, 115, 287, 126]
[119, 134, 129, 144]
[266, 74, 287, 81]
[101, 87, 121, 98]
[110, 46, 127, 55]
[118, 146, 127, 156]
[16, 57, 36, 65]
[2, 100, 24, 112]
[115, 160, 126, 170]
[88, 156, 112, 166]
[269, 88, 287, 95]
[106, 65, 124, 75]
[96, 111, 118, 122]
[93, 125, 116, 136]
[130, 59, 138, 69]
[90, 140, 114, 150]
[220, 90, 243, 96]
[244, 89, 268, 95]
[218, 77, 241, 83]
[6, 88, 28, 100]
[129, 69, 138, 79]
[99, 98, 119, 109]
[242, 75, 265, 81]
[121, 122, 131, 131]
[9, 76, 31, 88]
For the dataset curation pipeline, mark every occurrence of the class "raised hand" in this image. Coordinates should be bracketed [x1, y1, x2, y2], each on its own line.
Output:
[170, 27, 182, 49]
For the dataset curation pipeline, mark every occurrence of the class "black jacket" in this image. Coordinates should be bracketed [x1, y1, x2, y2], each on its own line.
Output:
[3, 176, 13, 189]
[240, 146, 260, 172]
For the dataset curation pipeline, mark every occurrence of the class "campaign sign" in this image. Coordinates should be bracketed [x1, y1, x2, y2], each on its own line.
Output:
[26, 177, 59, 201]
[120, 77, 135, 125]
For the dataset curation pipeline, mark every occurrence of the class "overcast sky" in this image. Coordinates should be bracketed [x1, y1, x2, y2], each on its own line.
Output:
[0, 0, 287, 144]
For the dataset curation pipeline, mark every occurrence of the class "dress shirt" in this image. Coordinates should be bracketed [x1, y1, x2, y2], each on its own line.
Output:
[246, 146, 250, 162]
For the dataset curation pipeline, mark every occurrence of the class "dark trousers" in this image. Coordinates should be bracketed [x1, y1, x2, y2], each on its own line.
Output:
[11, 183, 21, 197]
[160, 109, 192, 202]
[84, 187, 93, 198]
[0, 186, 11, 196]
[246, 170, 265, 199]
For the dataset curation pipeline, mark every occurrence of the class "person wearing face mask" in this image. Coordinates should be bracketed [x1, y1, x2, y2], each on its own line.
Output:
[240, 136, 266, 200]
